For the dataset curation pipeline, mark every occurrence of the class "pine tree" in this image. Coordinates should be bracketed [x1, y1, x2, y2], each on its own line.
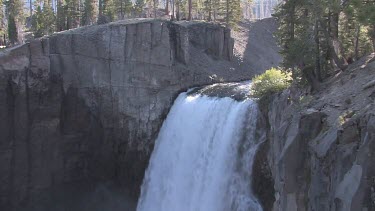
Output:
[0, 0, 6, 45]
[146, 0, 159, 18]
[43, 0, 56, 35]
[124, 0, 133, 17]
[193, 0, 205, 20]
[134, 0, 145, 17]
[107, 0, 116, 21]
[98, 0, 116, 21]
[222, 0, 242, 27]
[175, 0, 180, 20]
[347, 0, 375, 51]
[188, 0, 192, 20]
[165, 0, 169, 15]
[114, 0, 133, 19]
[5, 0, 23, 45]
[0, 0, 3, 25]
[31, 0, 55, 37]
[340, 4, 374, 60]
[203, 0, 219, 21]
[274, 0, 374, 90]
[8, 16, 18, 44]
[175, 0, 187, 20]
[274, 0, 324, 89]
[65, 0, 81, 29]
[82, 0, 97, 25]
[56, 0, 67, 31]
[31, 6, 44, 37]
[152, 0, 159, 17]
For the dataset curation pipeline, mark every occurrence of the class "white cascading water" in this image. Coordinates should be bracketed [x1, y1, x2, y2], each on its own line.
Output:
[137, 91, 262, 211]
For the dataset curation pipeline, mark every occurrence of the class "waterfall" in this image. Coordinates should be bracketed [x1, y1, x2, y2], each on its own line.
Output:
[137, 91, 262, 211]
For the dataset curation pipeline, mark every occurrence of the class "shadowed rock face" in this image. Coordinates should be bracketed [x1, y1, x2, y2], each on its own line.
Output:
[252, 58, 375, 211]
[261, 93, 375, 211]
[0, 19, 249, 211]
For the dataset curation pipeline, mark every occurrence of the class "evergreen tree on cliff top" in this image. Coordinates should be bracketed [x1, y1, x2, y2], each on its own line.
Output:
[65, 0, 80, 29]
[274, 0, 375, 91]
[134, 0, 145, 17]
[82, 0, 98, 25]
[5, 0, 24, 45]
[346, 0, 375, 50]
[114, 0, 133, 19]
[8, 16, 18, 44]
[0, 0, 5, 42]
[227, 0, 242, 27]
[31, 0, 55, 38]
[56, 0, 66, 31]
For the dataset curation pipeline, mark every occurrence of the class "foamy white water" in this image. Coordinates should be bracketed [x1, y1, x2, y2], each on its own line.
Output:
[137, 92, 262, 211]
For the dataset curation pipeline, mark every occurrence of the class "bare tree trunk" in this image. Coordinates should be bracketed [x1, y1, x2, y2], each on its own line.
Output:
[302, 65, 320, 91]
[208, 0, 212, 21]
[319, 19, 348, 70]
[188, 0, 192, 20]
[67, 16, 71, 30]
[165, 0, 169, 15]
[290, 4, 295, 41]
[176, 0, 180, 20]
[314, 20, 322, 81]
[226, 0, 229, 26]
[213, 5, 217, 21]
[78, 0, 82, 25]
[29, 0, 33, 16]
[330, 11, 348, 66]
[171, 0, 175, 20]
[99, 0, 103, 16]
[121, 0, 124, 19]
[289, 3, 296, 78]
[354, 25, 360, 60]
[154, 0, 157, 18]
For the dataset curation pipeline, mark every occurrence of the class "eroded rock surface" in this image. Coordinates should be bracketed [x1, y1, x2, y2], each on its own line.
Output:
[253, 54, 375, 211]
[0, 19, 249, 211]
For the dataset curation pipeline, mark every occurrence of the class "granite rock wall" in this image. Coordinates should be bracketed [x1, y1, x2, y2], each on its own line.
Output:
[0, 19, 244, 211]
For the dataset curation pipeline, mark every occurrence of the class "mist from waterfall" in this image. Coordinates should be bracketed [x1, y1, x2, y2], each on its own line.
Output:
[137, 92, 262, 211]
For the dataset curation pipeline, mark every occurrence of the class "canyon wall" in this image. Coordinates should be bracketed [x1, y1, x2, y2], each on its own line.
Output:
[253, 57, 375, 211]
[0, 19, 250, 211]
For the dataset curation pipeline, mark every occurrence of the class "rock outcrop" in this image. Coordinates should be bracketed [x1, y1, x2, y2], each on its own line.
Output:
[0, 19, 250, 211]
[253, 54, 375, 211]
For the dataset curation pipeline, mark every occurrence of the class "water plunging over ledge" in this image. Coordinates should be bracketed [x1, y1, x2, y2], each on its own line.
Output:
[137, 87, 262, 211]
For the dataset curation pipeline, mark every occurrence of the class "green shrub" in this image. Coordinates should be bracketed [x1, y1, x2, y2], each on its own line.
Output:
[251, 68, 291, 98]
[337, 110, 356, 126]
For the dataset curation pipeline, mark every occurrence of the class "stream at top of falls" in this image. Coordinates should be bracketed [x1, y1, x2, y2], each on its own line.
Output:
[137, 88, 262, 211]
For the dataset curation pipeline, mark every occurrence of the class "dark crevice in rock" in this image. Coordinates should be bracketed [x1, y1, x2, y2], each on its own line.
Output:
[25, 67, 32, 204]
[6, 77, 16, 211]
[252, 141, 275, 211]
[150, 22, 154, 50]
[167, 23, 186, 65]
[252, 96, 275, 211]
[25, 44, 33, 205]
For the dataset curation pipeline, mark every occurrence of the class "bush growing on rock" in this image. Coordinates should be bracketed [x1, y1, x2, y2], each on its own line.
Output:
[251, 68, 291, 98]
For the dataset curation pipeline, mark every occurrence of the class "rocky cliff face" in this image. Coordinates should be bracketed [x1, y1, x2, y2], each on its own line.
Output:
[0, 19, 251, 211]
[253, 54, 375, 211]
